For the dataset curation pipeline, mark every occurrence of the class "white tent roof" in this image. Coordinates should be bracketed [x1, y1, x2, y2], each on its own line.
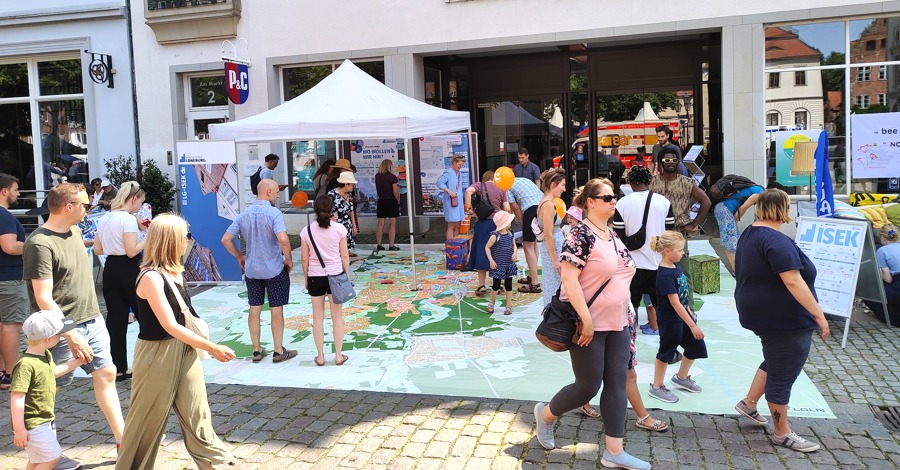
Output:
[209, 60, 471, 142]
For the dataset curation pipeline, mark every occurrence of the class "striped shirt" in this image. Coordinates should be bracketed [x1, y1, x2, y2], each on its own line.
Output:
[506, 177, 543, 210]
[225, 200, 287, 280]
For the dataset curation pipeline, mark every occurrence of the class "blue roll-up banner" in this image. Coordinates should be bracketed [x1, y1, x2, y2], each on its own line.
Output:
[815, 130, 834, 218]
[175, 140, 243, 282]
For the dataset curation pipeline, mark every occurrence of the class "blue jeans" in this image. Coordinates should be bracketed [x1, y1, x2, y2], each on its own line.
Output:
[50, 317, 114, 387]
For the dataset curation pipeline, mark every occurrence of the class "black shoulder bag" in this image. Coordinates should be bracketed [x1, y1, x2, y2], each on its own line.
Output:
[535, 278, 611, 352]
[471, 182, 494, 221]
[306, 226, 356, 304]
[622, 192, 653, 251]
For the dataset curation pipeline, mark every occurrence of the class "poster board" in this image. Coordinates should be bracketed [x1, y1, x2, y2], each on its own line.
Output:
[794, 217, 887, 347]
[850, 112, 900, 179]
[411, 133, 477, 216]
[345, 139, 404, 216]
[176, 140, 243, 283]
[774, 130, 823, 186]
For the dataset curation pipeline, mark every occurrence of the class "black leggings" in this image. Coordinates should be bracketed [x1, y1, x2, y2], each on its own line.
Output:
[103, 255, 141, 374]
[492, 277, 513, 292]
[548, 328, 630, 438]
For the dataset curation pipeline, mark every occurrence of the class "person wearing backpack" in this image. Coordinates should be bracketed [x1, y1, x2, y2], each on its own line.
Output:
[613, 166, 674, 335]
[251, 154, 289, 196]
[463, 170, 510, 298]
[710, 174, 763, 273]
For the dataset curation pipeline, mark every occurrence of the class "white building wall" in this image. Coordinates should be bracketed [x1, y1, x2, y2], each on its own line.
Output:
[130, 0, 899, 184]
[0, 2, 137, 177]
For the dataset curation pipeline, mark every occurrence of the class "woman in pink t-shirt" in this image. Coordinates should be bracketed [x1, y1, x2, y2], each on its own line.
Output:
[533, 178, 649, 470]
[300, 196, 351, 366]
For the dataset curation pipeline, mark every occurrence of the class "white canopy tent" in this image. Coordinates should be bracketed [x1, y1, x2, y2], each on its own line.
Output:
[209, 59, 472, 287]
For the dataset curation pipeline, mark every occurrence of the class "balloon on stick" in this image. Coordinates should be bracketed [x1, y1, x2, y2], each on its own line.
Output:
[494, 166, 514, 191]
[554, 197, 566, 219]
[291, 191, 309, 207]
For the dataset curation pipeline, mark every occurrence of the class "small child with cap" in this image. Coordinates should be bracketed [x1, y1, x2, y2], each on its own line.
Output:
[563, 205, 583, 237]
[10, 311, 85, 469]
[485, 211, 518, 315]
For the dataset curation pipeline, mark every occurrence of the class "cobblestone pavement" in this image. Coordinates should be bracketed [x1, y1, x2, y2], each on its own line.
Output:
[1, 307, 898, 468]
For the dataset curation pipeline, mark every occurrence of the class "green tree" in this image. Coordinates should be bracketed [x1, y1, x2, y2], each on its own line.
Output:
[821, 52, 845, 95]
[103, 155, 137, 186]
[139, 159, 176, 216]
[596, 93, 679, 122]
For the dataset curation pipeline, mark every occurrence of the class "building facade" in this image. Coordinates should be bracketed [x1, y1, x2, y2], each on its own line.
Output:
[129, 0, 900, 206]
[0, 1, 138, 210]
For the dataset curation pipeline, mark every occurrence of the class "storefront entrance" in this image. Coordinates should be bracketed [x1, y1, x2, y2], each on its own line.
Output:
[425, 34, 722, 197]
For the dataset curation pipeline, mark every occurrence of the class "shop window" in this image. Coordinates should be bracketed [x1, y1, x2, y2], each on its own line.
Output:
[765, 22, 844, 68]
[857, 66, 870, 81]
[767, 72, 780, 88]
[766, 112, 780, 126]
[282, 61, 384, 101]
[0, 57, 88, 198]
[0, 63, 28, 98]
[794, 71, 806, 86]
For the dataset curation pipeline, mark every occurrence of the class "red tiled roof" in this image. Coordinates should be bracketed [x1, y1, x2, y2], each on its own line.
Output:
[827, 91, 842, 108]
[765, 27, 821, 61]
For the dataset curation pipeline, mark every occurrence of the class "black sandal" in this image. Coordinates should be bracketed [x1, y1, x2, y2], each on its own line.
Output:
[115, 371, 133, 382]
[474, 285, 488, 297]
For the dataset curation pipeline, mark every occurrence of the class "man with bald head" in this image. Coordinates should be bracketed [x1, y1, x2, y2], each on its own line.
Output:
[222, 178, 297, 363]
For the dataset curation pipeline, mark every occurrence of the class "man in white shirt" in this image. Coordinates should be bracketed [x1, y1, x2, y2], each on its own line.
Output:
[613, 166, 674, 335]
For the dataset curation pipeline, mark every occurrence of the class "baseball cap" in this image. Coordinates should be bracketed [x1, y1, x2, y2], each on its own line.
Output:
[22, 311, 76, 341]
[100, 178, 111, 187]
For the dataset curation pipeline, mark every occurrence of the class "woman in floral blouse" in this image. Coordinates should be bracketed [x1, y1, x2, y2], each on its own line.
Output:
[328, 172, 358, 256]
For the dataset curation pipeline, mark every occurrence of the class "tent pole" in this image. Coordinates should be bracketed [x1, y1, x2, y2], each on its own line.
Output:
[405, 138, 419, 291]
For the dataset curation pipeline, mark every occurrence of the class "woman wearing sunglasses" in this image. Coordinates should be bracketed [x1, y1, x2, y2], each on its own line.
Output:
[93, 181, 146, 382]
[534, 178, 649, 470]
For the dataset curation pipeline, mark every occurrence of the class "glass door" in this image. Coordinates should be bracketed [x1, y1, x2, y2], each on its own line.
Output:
[476, 97, 563, 178]
[594, 89, 696, 191]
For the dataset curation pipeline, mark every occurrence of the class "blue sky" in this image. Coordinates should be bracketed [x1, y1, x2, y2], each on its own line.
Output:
[788, 18, 883, 60]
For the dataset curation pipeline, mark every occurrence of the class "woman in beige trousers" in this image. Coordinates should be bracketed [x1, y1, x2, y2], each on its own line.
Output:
[116, 214, 237, 470]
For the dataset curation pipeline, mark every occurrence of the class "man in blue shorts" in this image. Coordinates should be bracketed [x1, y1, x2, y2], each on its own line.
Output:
[24, 183, 125, 469]
[222, 179, 297, 363]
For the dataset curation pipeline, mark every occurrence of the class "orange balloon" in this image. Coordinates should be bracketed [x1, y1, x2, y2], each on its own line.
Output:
[494, 166, 514, 191]
[554, 197, 566, 219]
[291, 191, 309, 207]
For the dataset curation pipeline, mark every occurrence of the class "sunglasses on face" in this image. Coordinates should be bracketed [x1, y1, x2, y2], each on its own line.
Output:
[661, 157, 679, 163]
[69, 201, 91, 210]
[590, 194, 616, 203]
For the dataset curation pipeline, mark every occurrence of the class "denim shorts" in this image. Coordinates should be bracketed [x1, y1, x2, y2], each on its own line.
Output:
[758, 330, 813, 405]
[50, 317, 114, 387]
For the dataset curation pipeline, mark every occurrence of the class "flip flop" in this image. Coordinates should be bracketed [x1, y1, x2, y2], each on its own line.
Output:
[314, 356, 325, 367]
[636, 414, 669, 432]
[335, 354, 349, 366]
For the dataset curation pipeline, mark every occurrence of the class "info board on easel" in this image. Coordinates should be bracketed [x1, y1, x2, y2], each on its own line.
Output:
[794, 217, 888, 348]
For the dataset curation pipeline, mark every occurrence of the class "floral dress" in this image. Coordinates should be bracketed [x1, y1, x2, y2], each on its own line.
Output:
[328, 188, 355, 250]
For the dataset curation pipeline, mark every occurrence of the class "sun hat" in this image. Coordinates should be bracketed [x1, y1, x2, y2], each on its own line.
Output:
[23, 310, 76, 341]
[100, 178, 111, 187]
[333, 159, 353, 171]
[492, 211, 514, 230]
[336, 172, 358, 184]
[565, 205, 583, 221]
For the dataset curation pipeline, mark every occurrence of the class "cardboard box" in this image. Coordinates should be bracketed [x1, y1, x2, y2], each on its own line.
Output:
[690, 254, 720, 294]
[446, 238, 469, 270]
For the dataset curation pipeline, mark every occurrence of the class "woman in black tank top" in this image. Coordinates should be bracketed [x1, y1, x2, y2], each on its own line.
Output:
[116, 214, 236, 469]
